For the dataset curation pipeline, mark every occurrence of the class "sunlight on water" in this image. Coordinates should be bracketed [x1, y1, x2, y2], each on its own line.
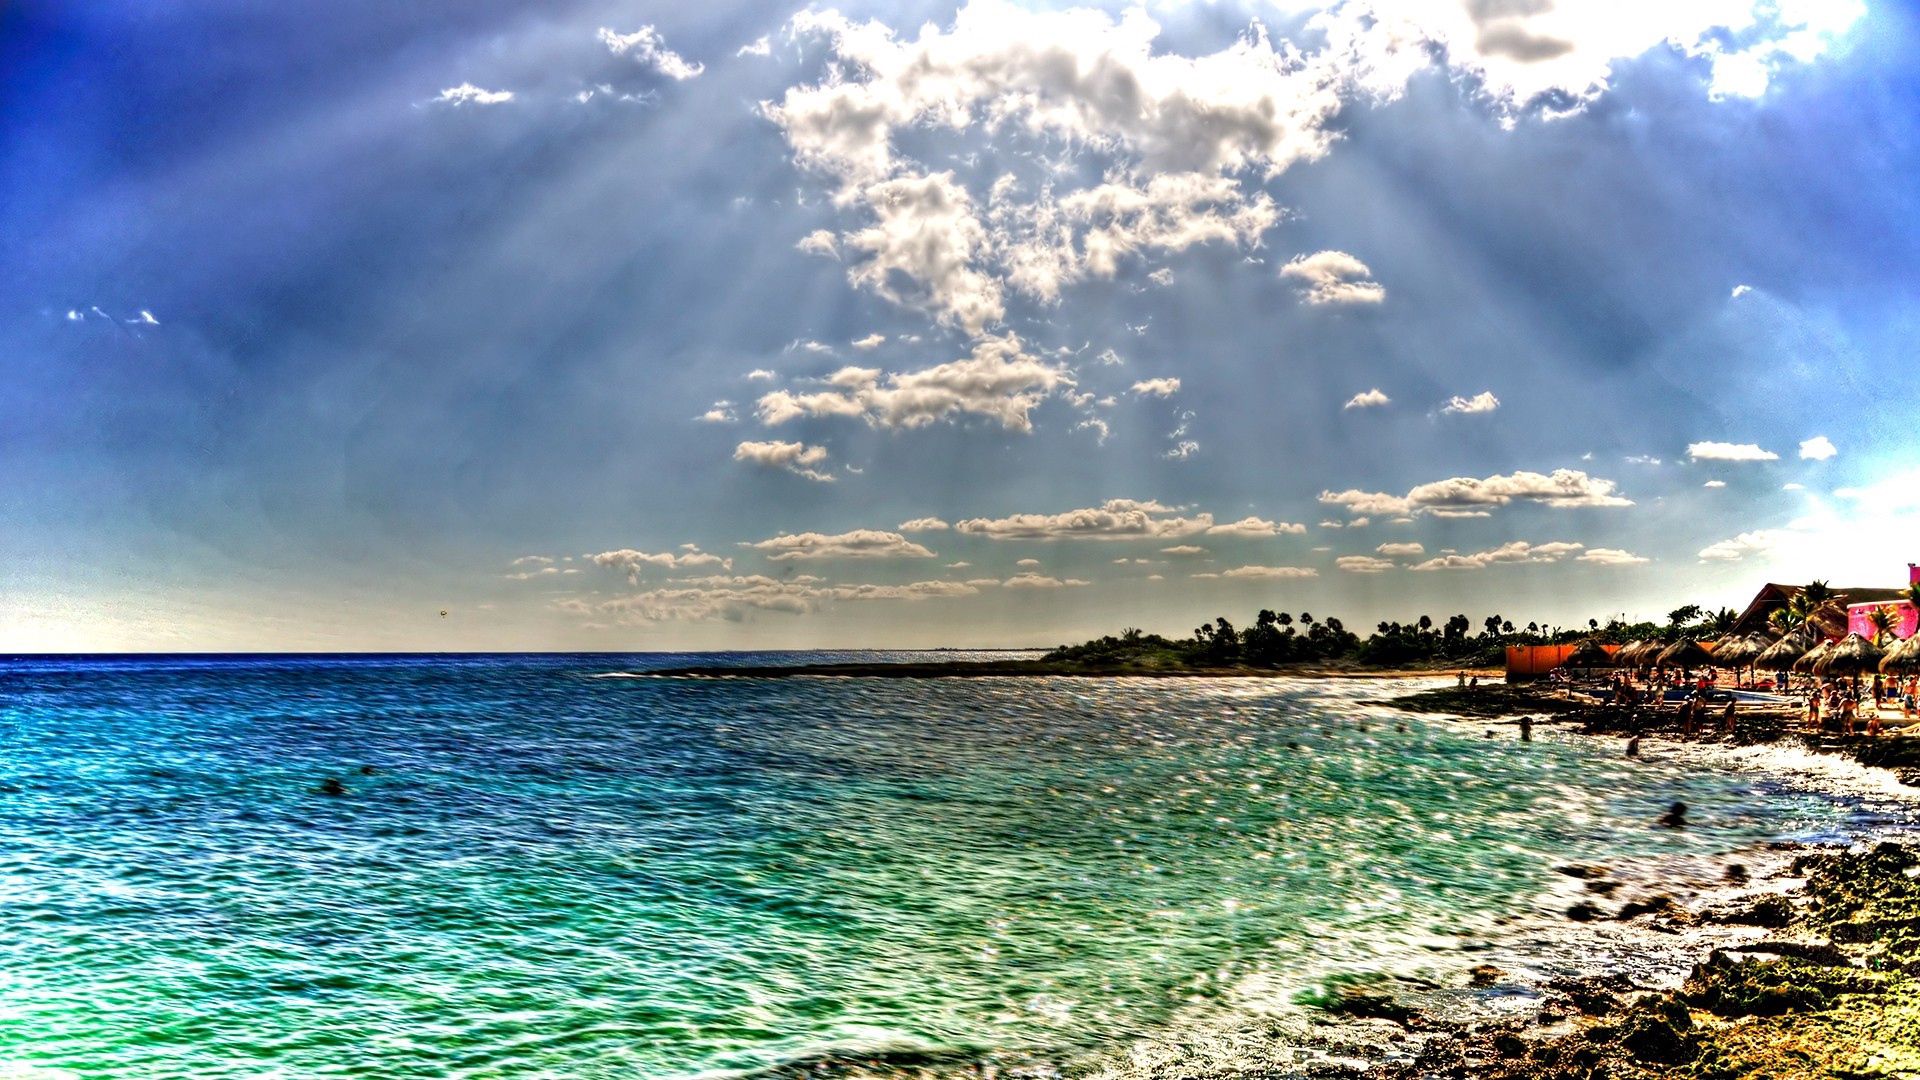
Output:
[0, 656, 1898, 1077]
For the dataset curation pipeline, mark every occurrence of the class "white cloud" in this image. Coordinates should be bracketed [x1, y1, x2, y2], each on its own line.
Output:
[748, 530, 936, 561]
[737, 35, 772, 58]
[757, 334, 1071, 433]
[1207, 516, 1305, 537]
[1687, 441, 1778, 462]
[955, 498, 1226, 541]
[898, 517, 951, 533]
[435, 83, 513, 106]
[795, 230, 838, 258]
[1336, 555, 1396, 574]
[1409, 540, 1586, 571]
[1003, 573, 1089, 589]
[1147, 268, 1175, 287]
[587, 547, 733, 582]
[1164, 440, 1200, 460]
[511, 555, 554, 568]
[733, 440, 836, 482]
[851, 333, 887, 350]
[1281, 250, 1384, 305]
[563, 573, 987, 624]
[597, 26, 704, 81]
[1731, 284, 1753, 298]
[746, 369, 777, 381]
[1798, 435, 1837, 461]
[1624, 454, 1662, 466]
[1220, 565, 1318, 580]
[1703, 479, 1726, 488]
[1343, 388, 1390, 410]
[1697, 529, 1787, 562]
[697, 403, 737, 423]
[1320, 469, 1631, 518]
[1440, 390, 1500, 415]
[1579, 548, 1650, 566]
[1782, 482, 1806, 491]
[1160, 544, 1209, 556]
[1131, 377, 1181, 398]
[1375, 542, 1425, 557]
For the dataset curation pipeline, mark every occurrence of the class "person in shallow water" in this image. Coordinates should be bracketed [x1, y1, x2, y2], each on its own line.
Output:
[1518, 714, 1533, 741]
[1658, 801, 1688, 828]
[1626, 736, 1641, 758]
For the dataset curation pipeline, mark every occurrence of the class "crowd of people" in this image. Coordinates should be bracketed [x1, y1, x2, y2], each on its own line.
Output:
[1576, 667, 1920, 739]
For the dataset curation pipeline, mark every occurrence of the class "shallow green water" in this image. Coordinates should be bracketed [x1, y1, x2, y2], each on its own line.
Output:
[0, 655, 1883, 1077]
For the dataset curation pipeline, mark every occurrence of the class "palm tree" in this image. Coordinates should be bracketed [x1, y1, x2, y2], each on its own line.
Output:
[1768, 606, 1803, 637]
[1803, 580, 1834, 606]
[1868, 605, 1900, 645]
[1706, 607, 1737, 636]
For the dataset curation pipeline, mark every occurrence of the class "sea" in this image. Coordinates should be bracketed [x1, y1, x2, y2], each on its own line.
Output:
[0, 652, 1912, 1079]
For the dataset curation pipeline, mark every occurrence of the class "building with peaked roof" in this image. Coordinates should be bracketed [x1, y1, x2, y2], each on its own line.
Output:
[1729, 574, 1914, 638]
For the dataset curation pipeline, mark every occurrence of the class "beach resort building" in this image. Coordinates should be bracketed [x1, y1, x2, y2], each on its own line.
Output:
[1728, 567, 1917, 638]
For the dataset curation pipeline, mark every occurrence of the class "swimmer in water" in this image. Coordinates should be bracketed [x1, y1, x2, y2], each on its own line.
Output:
[1657, 801, 1688, 828]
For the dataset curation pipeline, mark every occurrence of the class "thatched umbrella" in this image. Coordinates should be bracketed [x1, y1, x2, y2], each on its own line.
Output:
[1658, 638, 1713, 671]
[1755, 626, 1816, 673]
[1560, 638, 1613, 670]
[1815, 633, 1884, 679]
[1793, 638, 1835, 674]
[1617, 639, 1654, 668]
[1805, 600, 1851, 641]
[1711, 634, 1757, 668]
[1881, 635, 1920, 675]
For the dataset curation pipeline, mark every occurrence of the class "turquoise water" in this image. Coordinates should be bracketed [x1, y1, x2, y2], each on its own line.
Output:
[0, 654, 1890, 1078]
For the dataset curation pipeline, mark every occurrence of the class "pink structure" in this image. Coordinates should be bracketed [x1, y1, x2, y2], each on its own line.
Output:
[1847, 563, 1920, 641]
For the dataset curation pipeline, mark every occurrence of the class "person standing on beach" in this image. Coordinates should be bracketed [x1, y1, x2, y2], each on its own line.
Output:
[1722, 700, 1737, 738]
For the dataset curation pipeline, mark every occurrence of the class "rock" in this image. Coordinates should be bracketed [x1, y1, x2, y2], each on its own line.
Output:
[1468, 964, 1506, 987]
[1554, 864, 1608, 879]
[1616, 995, 1695, 1064]
[1329, 985, 1418, 1025]
[1566, 902, 1604, 922]
[1616, 894, 1676, 920]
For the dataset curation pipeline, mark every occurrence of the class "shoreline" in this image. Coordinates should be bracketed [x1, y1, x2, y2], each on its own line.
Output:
[634, 661, 1507, 681]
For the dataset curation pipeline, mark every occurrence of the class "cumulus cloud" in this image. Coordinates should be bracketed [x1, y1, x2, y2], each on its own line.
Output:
[1281, 250, 1385, 305]
[746, 369, 777, 381]
[851, 333, 886, 350]
[1440, 390, 1500, 415]
[697, 402, 737, 423]
[737, 35, 772, 58]
[587, 546, 733, 582]
[748, 530, 936, 561]
[436, 83, 513, 106]
[1579, 548, 1650, 566]
[1704, 480, 1726, 488]
[1798, 435, 1837, 461]
[1337, 555, 1396, 574]
[1219, 565, 1319, 580]
[1731, 284, 1753, 298]
[1003, 573, 1089, 589]
[762, 0, 1858, 335]
[898, 517, 950, 532]
[1207, 516, 1305, 537]
[1409, 540, 1586, 571]
[597, 26, 704, 80]
[1375, 542, 1425, 557]
[756, 334, 1072, 433]
[1343, 388, 1390, 410]
[1320, 469, 1631, 519]
[1697, 529, 1787, 562]
[1131, 377, 1181, 398]
[1160, 544, 1209, 556]
[564, 573, 985, 624]
[1687, 441, 1778, 462]
[733, 440, 836, 482]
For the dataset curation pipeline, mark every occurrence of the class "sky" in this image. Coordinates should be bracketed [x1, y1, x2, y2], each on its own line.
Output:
[3, 0, 1918, 651]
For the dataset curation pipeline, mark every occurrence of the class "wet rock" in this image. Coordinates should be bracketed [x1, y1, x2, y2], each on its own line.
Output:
[1329, 985, 1419, 1026]
[1707, 894, 1792, 928]
[1467, 964, 1506, 988]
[1583, 880, 1620, 897]
[1615, 894, 1677, 920]
[1553, 864, 1608, 880]
[1565, 902, 1604, 922]
[1614, 995, 1695, 1064]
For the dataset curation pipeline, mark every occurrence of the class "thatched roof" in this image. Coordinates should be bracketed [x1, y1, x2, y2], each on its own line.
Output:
[1882, 635, 1920, 675]
[1616, 639, 1655, 667]
[1815, 633, 1885, 677]
[1806, 600, 1852, 641]
[1755, 626, 1817, 671]
[1560, 639, 1613, 668]
[1658, 638, 1714, 669]
[1712, 632, 1769, 667]
[1793, 638, 1836, 673]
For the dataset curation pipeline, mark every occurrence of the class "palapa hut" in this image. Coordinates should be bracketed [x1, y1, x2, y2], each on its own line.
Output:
[1793, 638, 1836, 674]
[1710, 633, 1758, 668]
[1755, 626, 1816, 673]
[1559, 639, 1613, 670]
[1882, 635, 1920, 675]
[1658, 638, 1714, 671]
[1815, 633, 1884, 680]
[1617, 639, 1655, 668]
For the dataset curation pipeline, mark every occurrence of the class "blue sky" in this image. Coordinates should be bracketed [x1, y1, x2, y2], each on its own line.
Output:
[4, 0, 1917, 650]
